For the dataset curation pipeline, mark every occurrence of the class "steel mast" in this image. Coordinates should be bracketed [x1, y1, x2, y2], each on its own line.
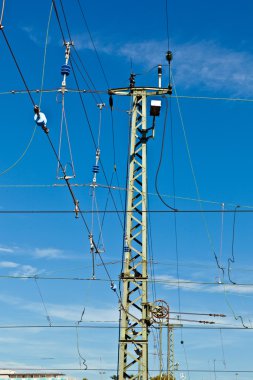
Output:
[109, 56, 172, 380]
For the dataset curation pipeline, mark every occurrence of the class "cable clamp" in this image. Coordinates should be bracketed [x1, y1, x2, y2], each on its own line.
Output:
[110, 282, 117, 292]
[74, 200, 79, 218]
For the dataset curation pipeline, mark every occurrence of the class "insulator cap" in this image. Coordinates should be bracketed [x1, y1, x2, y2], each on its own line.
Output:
[61, 64, 71, 76]
[124, 247, 130, 252]
[92, 165, 99, 174]
[166, 50, 173, 63]
[34, 112, 47, 127]
[168, 84, 173, 95]
[129, 73, 136, 88]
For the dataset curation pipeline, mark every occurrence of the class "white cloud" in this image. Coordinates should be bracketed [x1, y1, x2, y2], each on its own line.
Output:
[0, 291, 118, 323]
[21, 25, 51, 46]
[117, 39, 253, 95]
[11, 264, 38, 277]
[34, 247, 64, 259]
[0, 247, 14, 253]
[0, 261, 19, 268]
[73, 33, 114, 54]
[75, 35, 253, 95]
[156, 274, 253, 295]
[172, 40, 253, 95]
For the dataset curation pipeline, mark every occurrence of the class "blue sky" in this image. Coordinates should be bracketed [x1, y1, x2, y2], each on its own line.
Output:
[1, 1, 253, 380]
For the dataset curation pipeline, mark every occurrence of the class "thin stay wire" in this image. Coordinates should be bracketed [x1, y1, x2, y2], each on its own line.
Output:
[0, 3, 52, 177]
[172, 73, 224, 278]
[0, 0, 6, 25]
[228, 205, 240, 284]
[52, 0, 124, 231]
[155, 96, 177, 211]
[76, 0, 110, 88]
[56, 95, 76, 179]
[168, 87, 191, 380]
[165, 0, 170, 51]
[34, 277, 52, 327]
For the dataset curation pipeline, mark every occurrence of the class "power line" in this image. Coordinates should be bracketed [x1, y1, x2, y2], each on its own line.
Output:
[2, 208, 253, 213]
[0, 27, 35, 106]
[0, 325, 249, 330]
[52, 0, 66, 43]
[0, 0, 6, 25]
[2, 368, 253, 373]
[2, 182, 253, 210]
[58, 0, 72, 42]
[2, 87, 253, 104]
[76, 0, 110, 88]
[1, 274, 253, 286]
[70, 53, 102, 104]
[0, 2, 53, 178]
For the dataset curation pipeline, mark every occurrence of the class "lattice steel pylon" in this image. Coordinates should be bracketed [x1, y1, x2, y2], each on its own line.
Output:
[167, 324, 175, 379]
[109, 84, 170, 380]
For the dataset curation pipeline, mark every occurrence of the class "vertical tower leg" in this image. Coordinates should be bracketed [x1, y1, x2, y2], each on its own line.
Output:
[119, 89, 149, 380]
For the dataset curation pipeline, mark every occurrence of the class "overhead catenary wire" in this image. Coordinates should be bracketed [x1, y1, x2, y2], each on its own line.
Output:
[3, 274, 253, 288]
[3, 86, 253, 104]
[3, 208, 253, 213]
[2, 368, 253, 373]
[219, 329, 226, 367]
[165, 0, 170, 51]
[0, 27, 35, 106]
[172, 75, 225, 278]
[52, 0, 66, 43]
[20, 4, 141, 319]
[76, 0, 110, 89]
[0, 2, 252, 374]
[218, 202, 225, 283]
[167, 90, 191, 378]
[56, 94, 76, 179]
[0, 0, 104, 262]
[58, 0, 72, 42]
[70, 53, 102, 104]
[0, 0, 5, 25]
[0, 3, 52, 178]
[34, 278, 52, 327]
[228, 205, 240, 284]
[155, 96, 177, 211]
[0, 324, 252, 330]
[69, 53, 124, 229]
[3, 181, 253, 210]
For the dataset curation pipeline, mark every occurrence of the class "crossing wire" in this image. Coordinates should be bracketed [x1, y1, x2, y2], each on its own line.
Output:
[2, 208, 253, 213]
[0, 18, 136, 332]
[3, 182, 253, 210]
[3, 2, 135, 324]
[2, 368, 253, 373]
[0, 27, 35, 106]
[70, 53, 102, 104]
[0, 324, 252, 330]
[0, 0, 5, 25]
[68, 54, 124, 229]
[56, 0, 123, 258]
[0, 4, 51, 178]
[76, 0, 110, 88]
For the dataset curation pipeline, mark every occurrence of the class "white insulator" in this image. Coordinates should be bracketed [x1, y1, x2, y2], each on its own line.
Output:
[34, 112, 47, 127]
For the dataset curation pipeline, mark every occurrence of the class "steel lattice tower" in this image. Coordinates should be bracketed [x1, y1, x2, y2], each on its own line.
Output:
[109, 85, 170, 380]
